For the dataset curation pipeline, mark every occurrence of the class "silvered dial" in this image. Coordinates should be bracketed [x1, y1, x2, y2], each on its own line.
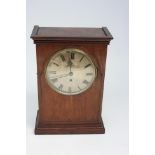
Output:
[45, 48, 97, 95]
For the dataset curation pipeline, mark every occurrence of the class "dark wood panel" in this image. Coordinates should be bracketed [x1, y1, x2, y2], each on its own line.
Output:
[35, 42, 107, 134]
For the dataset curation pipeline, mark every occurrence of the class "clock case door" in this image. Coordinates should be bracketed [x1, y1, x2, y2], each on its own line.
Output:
[31, 26, 113, 134]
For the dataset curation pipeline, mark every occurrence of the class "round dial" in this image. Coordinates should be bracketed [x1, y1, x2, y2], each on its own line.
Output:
[45, 48, 97, 95]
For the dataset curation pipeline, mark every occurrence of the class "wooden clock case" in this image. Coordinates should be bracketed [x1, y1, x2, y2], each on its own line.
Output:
[31, 26, 113, 134]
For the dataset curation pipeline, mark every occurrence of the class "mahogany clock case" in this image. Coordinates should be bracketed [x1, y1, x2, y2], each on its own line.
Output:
[31, 26, 113, 134]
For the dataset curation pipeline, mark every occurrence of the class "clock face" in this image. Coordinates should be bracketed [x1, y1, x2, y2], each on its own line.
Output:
[45, 48, 97, 95]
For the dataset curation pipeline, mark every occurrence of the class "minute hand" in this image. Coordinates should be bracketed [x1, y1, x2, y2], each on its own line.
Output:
[50, 73, 70, 79]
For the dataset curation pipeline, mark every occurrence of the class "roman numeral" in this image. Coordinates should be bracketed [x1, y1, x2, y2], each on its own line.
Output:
[60, 55, 65, 61]
[50, 78, 58, 83]
[58, 84, 63, 90]
[53, 62, 59, 67]
[49, 71, 56, 74]
[78, 86, 82, 90]
[79, 56, 84, 62]
[86, 73, 93, 76]
[71, 52, 75, 59]
[84, 64, 91, 68]
[83, 80, 89, 85]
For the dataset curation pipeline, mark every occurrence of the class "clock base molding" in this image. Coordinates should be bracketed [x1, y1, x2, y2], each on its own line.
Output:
[35, 111, 105, 134]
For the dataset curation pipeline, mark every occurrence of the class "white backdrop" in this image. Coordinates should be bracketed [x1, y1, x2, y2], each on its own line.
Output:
[26, 0, 128, 155]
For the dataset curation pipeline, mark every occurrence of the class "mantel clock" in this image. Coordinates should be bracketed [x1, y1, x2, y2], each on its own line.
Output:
[31, 26, 113, 134]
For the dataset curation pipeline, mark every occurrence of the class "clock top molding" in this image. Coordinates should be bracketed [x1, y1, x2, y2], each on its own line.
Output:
[31, 25, 113, 43]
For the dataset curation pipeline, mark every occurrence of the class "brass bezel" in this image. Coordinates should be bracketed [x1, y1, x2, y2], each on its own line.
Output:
[45, 48, 97, 95]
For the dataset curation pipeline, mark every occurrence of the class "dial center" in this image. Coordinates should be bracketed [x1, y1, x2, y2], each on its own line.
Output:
[69, 72, 73, 76]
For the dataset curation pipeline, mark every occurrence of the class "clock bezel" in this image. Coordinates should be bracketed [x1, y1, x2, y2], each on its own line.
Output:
[44, 48, 97, 95]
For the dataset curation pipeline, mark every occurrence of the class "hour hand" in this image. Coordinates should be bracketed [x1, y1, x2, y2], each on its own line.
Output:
[67, 58, 72, 66]
[67, 52, 73, 66]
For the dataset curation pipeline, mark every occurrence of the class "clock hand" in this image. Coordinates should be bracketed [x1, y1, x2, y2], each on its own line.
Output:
[50, 73, 70, 79]
[69, 60, 72, 73]
[67, 52, 73, 73]
[69, 57, 73, 73]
